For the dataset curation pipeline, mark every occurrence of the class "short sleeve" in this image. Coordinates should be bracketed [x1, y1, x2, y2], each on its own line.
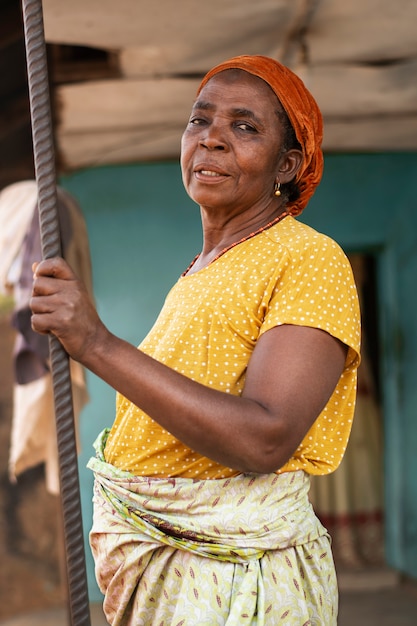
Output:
[260, 233, 361, 370]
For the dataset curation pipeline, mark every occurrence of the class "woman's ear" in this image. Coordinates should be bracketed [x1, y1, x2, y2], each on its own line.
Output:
[277, 148, 303, 184]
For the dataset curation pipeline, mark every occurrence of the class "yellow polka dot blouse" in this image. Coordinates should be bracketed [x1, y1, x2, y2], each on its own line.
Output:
[104, 216, 361, 478]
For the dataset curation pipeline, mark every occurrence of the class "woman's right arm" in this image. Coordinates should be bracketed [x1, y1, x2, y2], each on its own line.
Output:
[31, 257, 347, 474]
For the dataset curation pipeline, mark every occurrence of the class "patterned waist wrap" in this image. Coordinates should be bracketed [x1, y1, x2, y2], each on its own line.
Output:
[88, 429, 338, 625]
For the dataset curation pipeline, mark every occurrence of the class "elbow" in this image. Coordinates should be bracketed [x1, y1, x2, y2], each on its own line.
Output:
[235, 439, 293, 475]
[245, 458, 288, 475]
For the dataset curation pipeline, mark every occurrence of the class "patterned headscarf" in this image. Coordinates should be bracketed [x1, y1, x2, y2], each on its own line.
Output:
[197, 55, 323, 216]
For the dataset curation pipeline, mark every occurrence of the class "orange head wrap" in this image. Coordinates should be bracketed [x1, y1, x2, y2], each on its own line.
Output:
[197, 55, 323, 216]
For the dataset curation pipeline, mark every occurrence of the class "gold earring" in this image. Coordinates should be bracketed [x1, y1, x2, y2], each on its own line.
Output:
[274, 182, 281, 197]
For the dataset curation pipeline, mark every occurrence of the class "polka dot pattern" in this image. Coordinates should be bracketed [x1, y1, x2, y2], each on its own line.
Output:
[104, 216, 360, 478]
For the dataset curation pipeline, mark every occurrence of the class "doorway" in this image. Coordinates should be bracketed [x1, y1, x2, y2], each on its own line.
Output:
[309, 253, 385, 569]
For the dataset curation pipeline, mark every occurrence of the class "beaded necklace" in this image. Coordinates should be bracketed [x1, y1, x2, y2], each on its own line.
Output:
[182, 210, 289, 276]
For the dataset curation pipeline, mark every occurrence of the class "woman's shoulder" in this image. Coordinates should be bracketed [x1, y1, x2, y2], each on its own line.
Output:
[269, 216, 349, 263]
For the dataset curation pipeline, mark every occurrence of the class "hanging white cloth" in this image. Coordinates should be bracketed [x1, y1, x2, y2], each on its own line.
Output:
[0, 180, 93, 494]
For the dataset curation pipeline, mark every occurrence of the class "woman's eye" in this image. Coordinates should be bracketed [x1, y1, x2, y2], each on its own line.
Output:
[236, 122, 256, 132]
[189, 117, 206, 126]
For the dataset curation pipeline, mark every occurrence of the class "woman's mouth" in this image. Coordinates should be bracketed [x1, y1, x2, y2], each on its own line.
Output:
[195, 168, 229, 182]
[200, 170, 222, 177]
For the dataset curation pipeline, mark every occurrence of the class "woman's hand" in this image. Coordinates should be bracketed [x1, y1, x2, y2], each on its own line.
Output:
[31, 257, 105, 362]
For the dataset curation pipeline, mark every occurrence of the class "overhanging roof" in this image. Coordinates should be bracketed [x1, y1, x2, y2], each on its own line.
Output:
[41, 0, 417, 170]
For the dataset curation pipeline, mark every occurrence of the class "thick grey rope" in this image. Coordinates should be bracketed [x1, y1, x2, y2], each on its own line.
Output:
[21, 1, 91, 624]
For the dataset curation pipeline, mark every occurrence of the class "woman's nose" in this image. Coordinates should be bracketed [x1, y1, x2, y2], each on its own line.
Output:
[199, 123, 227, 150]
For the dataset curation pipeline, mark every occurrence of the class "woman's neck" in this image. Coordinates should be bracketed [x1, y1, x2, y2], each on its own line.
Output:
[184, 205, 289, 276]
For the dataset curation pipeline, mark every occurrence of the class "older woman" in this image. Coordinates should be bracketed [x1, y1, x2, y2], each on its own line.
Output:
[31, 56, 360, 625]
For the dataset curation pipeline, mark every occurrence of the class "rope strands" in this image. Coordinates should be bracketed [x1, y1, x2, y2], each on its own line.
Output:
[21, 1, 91, 624]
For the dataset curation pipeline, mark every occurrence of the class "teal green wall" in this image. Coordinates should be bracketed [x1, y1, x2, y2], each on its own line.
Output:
[304, 155, 417, 580]
[61, 153, 417, 600]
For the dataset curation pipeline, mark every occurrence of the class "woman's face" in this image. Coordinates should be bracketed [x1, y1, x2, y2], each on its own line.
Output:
[181, 69, 297, 216]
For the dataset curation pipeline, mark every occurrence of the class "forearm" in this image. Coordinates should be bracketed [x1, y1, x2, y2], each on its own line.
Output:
[30, 259, 345, 473]
[81, 327, 285, 473]
[29, 258, 280, 471]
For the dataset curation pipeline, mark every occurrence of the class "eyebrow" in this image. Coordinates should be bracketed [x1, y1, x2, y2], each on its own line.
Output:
[192, 100, 262, 124]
